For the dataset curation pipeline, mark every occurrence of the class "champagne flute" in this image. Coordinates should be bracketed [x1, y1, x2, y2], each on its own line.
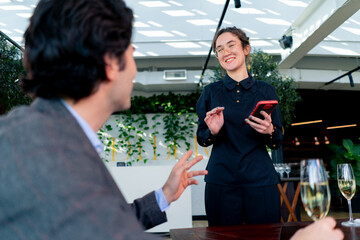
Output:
[337, 163, 360, 226]
[285, 164, 291, 178]
[300, 159, 331, 221]
[277, 164, 285, 179]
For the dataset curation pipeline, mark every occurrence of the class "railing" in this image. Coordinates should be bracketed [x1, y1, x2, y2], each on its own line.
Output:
[0, 30, 24, 52]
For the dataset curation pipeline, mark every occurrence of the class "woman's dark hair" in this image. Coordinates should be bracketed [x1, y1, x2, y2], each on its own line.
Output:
[21, 0, 133, 100]
[212, 26, 250, 54]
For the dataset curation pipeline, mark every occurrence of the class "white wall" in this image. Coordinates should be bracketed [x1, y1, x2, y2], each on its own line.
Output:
[99, 113, 211, 216]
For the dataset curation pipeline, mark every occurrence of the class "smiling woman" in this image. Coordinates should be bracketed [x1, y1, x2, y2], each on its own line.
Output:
[196, 26, 283, 227]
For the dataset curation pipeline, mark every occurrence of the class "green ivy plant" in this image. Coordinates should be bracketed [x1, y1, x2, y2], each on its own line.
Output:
[116, 112, 150, 165]
[149, 114, 161, 159]
[0, 34, 32, 114]
[328, 139, 360, 188]
[160, 94, 197, 156]
[98, 92, 200, 163]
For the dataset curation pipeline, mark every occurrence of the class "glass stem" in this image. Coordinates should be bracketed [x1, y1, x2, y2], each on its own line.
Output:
[348, 199, 354, 223]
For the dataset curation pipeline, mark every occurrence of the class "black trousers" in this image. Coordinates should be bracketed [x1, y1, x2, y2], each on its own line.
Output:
[205, 183, 280, 226]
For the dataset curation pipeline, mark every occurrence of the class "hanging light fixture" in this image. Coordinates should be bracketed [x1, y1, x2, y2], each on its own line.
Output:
[314, 137, 320, 146]
[348, 73, 355, 87]
[293, 137, 300, 146]
[234, 0, 241, 8]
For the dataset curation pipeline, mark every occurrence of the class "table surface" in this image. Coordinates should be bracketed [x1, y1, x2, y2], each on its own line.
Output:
[170, 219, 360, 240]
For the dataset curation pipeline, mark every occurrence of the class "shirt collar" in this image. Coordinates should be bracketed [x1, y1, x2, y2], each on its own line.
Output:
[60, 99, 103, 155]
[223, 73, 255, 90]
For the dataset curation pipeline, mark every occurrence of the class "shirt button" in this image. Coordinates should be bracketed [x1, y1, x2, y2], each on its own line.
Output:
[236, 100, 239, 103]
[237, 83, 239, 85]
[208, 138, 211, 141]
[237, 90, 240, 93]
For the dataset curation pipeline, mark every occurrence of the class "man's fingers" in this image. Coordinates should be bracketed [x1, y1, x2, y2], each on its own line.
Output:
[187, 170, 208, 178]
[185, 155, 204, 170]
[319, 217, 337, 229]
[177, 150, 193, 166]
[334, 229, 344, 239]
[188, 179, 199, 186]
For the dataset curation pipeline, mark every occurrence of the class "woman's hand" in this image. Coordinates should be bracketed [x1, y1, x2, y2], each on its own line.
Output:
[204, 107, 225, 136]
[245, 110, 274, 135]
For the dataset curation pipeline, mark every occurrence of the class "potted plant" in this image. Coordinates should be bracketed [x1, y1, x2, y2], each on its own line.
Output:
[328, 138, 360, 211]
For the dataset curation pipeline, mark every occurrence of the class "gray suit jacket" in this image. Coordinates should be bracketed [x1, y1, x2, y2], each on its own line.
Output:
[0, 98, 167, 239]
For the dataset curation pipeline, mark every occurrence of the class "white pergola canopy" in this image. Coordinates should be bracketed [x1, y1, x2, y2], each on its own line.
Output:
[1, 0, 360, 92]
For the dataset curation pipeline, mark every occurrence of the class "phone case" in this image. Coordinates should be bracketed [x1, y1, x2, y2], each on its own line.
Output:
[250, 100, 278, 120]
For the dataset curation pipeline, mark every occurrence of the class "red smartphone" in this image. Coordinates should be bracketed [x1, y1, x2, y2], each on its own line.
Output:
[249, 100, 278, 120]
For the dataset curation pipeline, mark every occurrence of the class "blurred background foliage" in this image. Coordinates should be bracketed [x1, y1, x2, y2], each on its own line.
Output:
[0, 34, 32, 114]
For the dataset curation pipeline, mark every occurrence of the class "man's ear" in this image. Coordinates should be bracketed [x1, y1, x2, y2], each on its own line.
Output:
[244, 45, 251, 56]
[104, 54, 119, 82]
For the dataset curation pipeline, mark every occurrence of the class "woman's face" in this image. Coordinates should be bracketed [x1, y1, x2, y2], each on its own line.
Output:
[215, 32, 250, 74]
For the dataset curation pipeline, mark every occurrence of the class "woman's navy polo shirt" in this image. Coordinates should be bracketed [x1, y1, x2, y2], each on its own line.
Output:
[196, 74, 283, 187]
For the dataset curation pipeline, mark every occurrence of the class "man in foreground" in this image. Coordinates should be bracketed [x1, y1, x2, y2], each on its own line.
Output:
[0, 0, 206, 239]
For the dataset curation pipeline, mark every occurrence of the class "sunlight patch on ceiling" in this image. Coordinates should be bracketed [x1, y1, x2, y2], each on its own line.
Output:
[14, 28, 23, 34]
[188, 51, 209, 55]
[320, 45, 359, 55]
[242, 28, 258, 34]
[192, 9, 207, 15]
[198, 41, 211, 47]
[206, 0, 224, 5]
[250, 40, 274, 47]
[217, 19, 232, 25]
[242, 0, 252, 4]
[166, 42, 201, 48]
[0, 5, 29, 10]
[16, 13, 31, 18]
[349, 19, 360, 26]
[265, 49, 283, 54]
[264, 8, 281, 16]
[341, 26, 360, 36]
[134, 21, 150, 28]
[256, 18, 291, 26]
[231, 8, 266, 15]
[168, 1, 182, 6]
[146, 51, 159, 56]
[134, 51, 146, 57]
[138, 31, 174, 37]
[148, 21, 163, 27]
[186, 19, 217, 26]
[162, 10, 194, 16]
[277, 0, 308, 7]
[171, 30, 187, 36]
[325, 35, 340, 41]
[139, 1, 171, 7]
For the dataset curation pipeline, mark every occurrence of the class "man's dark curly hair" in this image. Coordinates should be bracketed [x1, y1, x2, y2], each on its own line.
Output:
[21, 0, 133, 100]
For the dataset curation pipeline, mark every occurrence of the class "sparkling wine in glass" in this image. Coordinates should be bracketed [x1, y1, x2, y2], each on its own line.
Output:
[337, 163, 360, 227]
[300, 159, 331, 221]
